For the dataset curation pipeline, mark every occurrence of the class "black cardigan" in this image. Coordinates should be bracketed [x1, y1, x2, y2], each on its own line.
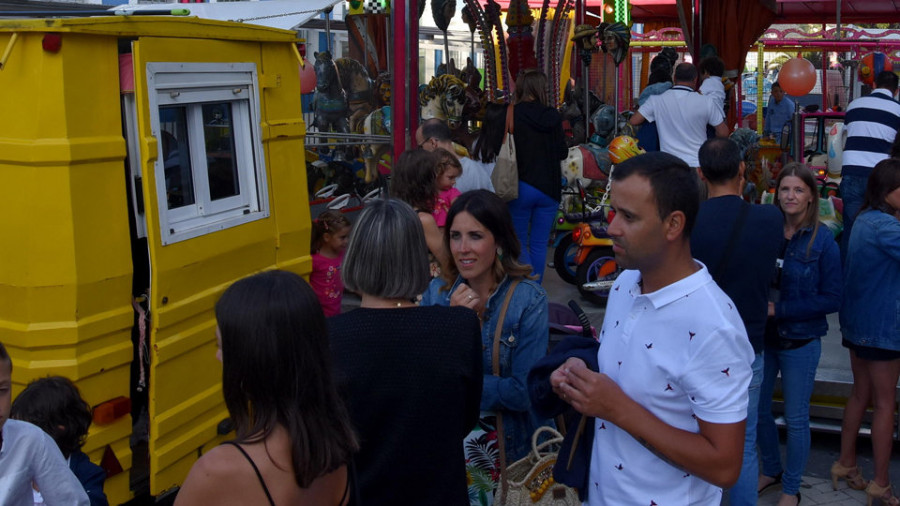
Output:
[329, 306, 483, 505]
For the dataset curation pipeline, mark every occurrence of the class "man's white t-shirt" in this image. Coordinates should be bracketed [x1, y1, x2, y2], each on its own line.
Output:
[638, 86, 725, 167]
[457, 156, 494, 193]
[586, 265, 753, 506]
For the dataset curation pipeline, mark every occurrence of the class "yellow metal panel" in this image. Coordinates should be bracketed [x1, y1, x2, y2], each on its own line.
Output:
[0, 16, 299, 43]
[131, 34, 310, 495]
[0, 27, 135, 494]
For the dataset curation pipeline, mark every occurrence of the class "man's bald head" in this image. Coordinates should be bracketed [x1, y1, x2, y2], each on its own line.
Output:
[416, 118, 453, 151]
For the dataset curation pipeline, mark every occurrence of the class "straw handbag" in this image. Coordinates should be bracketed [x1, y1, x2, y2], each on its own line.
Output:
[494, 426, 579, 505]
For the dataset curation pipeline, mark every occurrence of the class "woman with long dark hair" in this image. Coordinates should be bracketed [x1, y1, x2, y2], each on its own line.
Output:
[757, 164, 842, 506]
[421, 190, 550, 502]
[507, 69, 568, 282]
[835, 159, 900, 505]
[175, 271, 358, 506]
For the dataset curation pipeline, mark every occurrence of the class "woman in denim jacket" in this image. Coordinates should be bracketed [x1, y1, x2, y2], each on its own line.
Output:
[836, 159, 900, 506]
[758, 164, 842, 506]
[421, 190, 550, 502]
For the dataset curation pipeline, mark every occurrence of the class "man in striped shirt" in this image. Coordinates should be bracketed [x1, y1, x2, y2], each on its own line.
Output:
[840, 71, 900, 261]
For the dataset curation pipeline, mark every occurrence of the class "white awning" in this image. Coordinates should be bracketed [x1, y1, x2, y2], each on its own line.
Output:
[111, 0, 343, 31]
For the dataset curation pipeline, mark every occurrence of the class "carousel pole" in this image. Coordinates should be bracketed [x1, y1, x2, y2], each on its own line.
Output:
[573, 25, 599, 144]
[325, 6, 333, 52]
[614, 63, 620, 136]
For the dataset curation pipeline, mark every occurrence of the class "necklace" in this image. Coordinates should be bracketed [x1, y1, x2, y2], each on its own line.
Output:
[359, 295, 418, 309]
[473, 282, 500, 324]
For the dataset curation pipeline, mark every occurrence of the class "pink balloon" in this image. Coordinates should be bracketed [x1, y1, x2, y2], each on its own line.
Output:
[779, 58, 817, 96]
[299, 63, 316, 94]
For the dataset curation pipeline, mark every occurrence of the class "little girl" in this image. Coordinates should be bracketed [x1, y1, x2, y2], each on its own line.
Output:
[431, 148, 462, 228]
[310, 210, 352, 317]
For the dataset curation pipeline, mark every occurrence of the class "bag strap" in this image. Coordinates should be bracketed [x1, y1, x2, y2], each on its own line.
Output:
[493, 278, 521, 504]
[505, 103, 515, 137]
[711, 200, 750, 283]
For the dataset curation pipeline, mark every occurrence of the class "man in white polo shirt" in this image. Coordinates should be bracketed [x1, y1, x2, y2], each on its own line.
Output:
[549, 152, 753, 505]
[629, 63, 729, 167]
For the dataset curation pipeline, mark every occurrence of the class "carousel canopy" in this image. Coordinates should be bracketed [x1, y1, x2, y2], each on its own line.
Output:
[487, 0, 897, 25]
[632, 0, 898, 25]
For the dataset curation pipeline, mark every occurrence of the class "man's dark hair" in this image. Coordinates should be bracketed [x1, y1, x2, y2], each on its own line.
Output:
[698, 56, 725, 78]
[11, 376, 92, 458]
[673, 63, 698, 84]
[698, 138, 742, 184]
[875, 70, 899, 93]
[771, 81, 783, 91]
[421, 118, 452, 142]
[612, 152, 700, 237]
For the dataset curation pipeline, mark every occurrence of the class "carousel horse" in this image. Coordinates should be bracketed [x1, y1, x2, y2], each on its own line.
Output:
[355, 105, 392, 183]
[459, 57, 486, 122]
[419, 74, 467, 130]
[560, 104, 630, 191]
[560, 81, 603, 146]
[374, 71, 391, 107]
[334, 57, 375, 133]
[313, 51, 350, 135]
[313, 51, 374, 134]
[450, 58, 487, 152]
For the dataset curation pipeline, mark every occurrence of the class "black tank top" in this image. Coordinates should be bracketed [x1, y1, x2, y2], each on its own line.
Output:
[221, 441, 351, 506]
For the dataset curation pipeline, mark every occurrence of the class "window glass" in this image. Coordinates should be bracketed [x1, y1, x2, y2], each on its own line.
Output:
[202, 103, 241, 201]
[160, 106, 195, 209]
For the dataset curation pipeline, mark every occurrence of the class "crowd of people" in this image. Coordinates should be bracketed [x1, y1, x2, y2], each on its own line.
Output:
[2, 62, 899, 506]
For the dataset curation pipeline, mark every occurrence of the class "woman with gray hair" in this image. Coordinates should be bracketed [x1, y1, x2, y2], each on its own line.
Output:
[328, 198, 483, 505]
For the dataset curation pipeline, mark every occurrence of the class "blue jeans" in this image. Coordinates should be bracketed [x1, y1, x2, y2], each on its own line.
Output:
[839, 173, 867, 264]
[758, 339, 822, 495]
[506, 181, 558, 283]
[728, 352, 763, 506]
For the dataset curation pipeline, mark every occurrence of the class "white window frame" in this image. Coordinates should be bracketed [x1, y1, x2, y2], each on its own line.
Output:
[147, 62, 270, 245]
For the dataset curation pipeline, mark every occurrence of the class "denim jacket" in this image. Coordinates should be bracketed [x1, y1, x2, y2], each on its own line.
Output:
[421, 275, 550, 462]
[775, 223, 842, 340]
[840, 210, 900, 350]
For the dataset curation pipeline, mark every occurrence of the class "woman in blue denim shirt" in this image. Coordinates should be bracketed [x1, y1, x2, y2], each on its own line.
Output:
[421, 190, 550, 502]
[836, 159, 900, 506]
[758, 164, 842, 506]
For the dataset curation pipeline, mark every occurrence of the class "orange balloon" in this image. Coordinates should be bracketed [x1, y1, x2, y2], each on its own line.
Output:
[299, 62, 317, 94]
[779, 58, 817, 96]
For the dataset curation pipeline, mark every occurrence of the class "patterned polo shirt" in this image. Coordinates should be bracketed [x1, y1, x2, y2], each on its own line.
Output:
[587, 263, 753, 505]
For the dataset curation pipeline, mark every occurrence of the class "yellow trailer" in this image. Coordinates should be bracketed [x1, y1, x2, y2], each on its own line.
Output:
[0, 16, 310, 504]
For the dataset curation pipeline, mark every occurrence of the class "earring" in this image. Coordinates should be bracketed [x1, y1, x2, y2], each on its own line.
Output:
[497, 247, 504, 259]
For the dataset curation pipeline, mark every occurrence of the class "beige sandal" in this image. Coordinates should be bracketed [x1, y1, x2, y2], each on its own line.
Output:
[831, 461, 867, 491]
[865, 481, 900, 506]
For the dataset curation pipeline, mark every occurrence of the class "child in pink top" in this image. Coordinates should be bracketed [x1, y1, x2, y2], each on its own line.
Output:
[432, 148, 463, 228]
[310, 210, 352, 317]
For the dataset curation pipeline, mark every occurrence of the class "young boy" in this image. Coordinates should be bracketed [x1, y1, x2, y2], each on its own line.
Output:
[0, 342, 90, 505]
[698, 55, 727, 112]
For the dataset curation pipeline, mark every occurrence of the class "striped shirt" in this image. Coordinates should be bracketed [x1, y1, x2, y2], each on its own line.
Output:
[842, 88, 900, 177]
